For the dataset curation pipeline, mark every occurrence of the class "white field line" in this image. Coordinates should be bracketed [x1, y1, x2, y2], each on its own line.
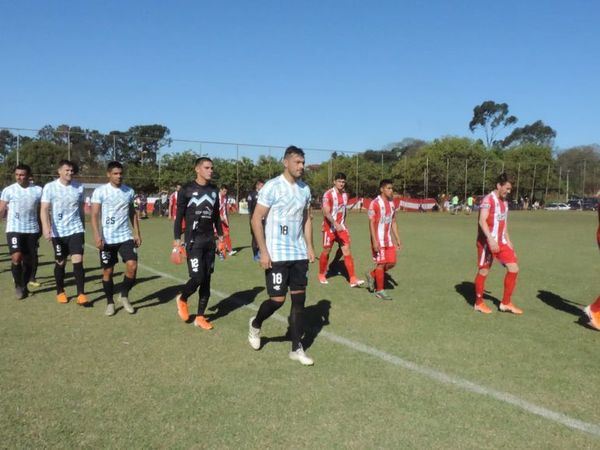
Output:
[109, 254, 600, 438]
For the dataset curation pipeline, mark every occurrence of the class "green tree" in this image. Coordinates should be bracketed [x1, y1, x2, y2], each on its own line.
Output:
[3, 140, 68, 184]
[503, 144, 555, 201]
[0, 129, 16, 162]
[469, 101, 518, 148]
[501, 120, 557, 148]
[158, 151, 198, 191]
[126, 125, 171, 165]
[556, 145, 600, 197]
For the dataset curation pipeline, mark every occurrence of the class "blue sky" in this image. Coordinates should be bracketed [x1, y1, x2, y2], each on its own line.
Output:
[1, 0, 598, 160]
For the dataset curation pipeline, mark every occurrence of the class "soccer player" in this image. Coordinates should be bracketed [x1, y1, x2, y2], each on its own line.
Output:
[90, 161, 142, 316]
[465, 195, 474, 215]
[0, 164, 43, 299]
[473, 173, 522, 314]
[451, 194, 460, 214]
[365, 179, 402, 300]
[248, 145, 315, 366]
[168, 183, 181, 220]
[583, 189, 600, 330]
[218, 185, 237, 257]
[40, 160, 88, 305]
[173, 157, 224, 330]
[247, 180, 264, 261]
[318, 172, 364, 287]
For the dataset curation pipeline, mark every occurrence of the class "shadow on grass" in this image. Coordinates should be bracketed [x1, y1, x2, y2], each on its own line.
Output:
[32, 267, 118, 296]
[207, 286, 264, 322]
[260, 299, 331, 351]
[97, 276, 174, 310]
[536, 290, 594, 329]
[454, 281, 500, 308]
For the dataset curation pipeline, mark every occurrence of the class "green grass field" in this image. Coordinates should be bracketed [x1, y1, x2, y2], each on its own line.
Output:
[1, 210, 599, 449]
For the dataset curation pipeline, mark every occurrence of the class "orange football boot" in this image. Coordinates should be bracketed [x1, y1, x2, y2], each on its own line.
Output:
[194, 315, 213, 330]
[176, 294, 189, 321]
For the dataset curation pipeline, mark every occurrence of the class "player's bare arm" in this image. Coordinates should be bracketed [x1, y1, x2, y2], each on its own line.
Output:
[392, 220, 402, 251]
[90, 202, 103, 249]
[252, 203, 271, 269]
[0, 200, 7, 220]
[478, 207, 499, 252]
[322, 203, 343, 232]
[172, 194, 187, 247]
[369, 215, 380, 253]
[303, 207, 315, 263]
[129, 203, 142, 247]
[40, 202, 52, 240]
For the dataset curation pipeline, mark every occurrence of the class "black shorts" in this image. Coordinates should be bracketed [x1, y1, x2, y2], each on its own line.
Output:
[265, 259, 309, 297]
[186, 245, 216, 281]
[6, 232, 40, 256]
[99, 240, 138, 268]
[52, 232, 85, 260]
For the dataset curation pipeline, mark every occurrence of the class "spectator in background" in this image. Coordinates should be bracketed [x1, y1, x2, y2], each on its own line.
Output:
[247, 180, 265, 261]
[160, 191, 169, 216]
[218, 185, 237, 258]
[139, 193, 148, 219]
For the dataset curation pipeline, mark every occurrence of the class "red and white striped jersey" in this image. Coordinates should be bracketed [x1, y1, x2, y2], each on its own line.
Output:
[478, 192, 508, 245]
[322, 188, 347, 232]
[368, 195, 396, 247]
[219, 193, 228, 225]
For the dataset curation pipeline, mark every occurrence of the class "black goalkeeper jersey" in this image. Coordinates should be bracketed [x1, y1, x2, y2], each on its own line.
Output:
[174, 181, 222, 248]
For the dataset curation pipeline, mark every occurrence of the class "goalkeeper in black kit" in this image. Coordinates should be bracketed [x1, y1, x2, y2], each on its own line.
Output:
[173, 157, 224, 330]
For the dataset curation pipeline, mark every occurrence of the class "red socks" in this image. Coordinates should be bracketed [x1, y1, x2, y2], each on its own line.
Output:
[319, 252, 329, 275]
[590, 296, 600, 313]
[474, 273, 486, 304]
[344, 255, 356, 279]
[502, 271, 518, 305]
[371, 268, 385, 291]
[224, 236, 232, 252]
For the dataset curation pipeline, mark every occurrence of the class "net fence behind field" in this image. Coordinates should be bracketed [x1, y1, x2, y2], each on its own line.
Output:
[1, 126, 598, 204]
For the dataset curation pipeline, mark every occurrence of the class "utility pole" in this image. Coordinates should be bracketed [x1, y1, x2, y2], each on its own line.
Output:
[482, 160, 487, 196]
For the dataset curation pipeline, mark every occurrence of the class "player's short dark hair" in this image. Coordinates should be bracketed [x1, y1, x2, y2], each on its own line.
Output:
[195, 156, 213, 166]
[496, 172, 511, 186]
[334, 172, 347, 181]
[220, 184, 228, 190]
[107, 161, 123, 171]
[57, 159, 74, 169]
[14, 164, 32, 175]
[284, 145, 305, 159]
[255, 180, 265, 188]
[379, 179, 393, 189]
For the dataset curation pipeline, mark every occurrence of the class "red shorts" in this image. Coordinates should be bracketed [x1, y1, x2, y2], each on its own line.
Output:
[221, 222, 230, 236]
[322, 229, 351, 249]
[372, 246, 397, 265]
[477, 241, 518, 269]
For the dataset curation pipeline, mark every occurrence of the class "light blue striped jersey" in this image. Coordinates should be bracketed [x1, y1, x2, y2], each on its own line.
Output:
[0, 183, 43, 233]
[91, 183, 135, 244]
[258, 174, 311, 262]
[41, 179, 85, 237]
